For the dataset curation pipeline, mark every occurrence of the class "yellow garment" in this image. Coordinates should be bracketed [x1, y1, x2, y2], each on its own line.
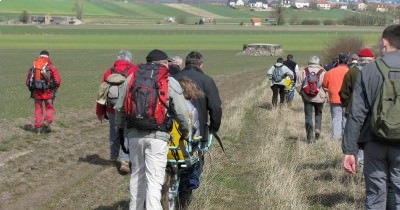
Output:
[167, 120, 187, 161]
[284, 76, 293, 91]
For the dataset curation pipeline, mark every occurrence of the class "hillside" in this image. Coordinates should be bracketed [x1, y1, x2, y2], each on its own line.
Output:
[0, 0, 356, 24]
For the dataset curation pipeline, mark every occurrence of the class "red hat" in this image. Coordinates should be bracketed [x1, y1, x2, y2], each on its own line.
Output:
[358, 48, 375, 58]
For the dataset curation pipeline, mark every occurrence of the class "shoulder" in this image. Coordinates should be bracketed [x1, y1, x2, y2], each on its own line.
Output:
[168, 77, 183, 94]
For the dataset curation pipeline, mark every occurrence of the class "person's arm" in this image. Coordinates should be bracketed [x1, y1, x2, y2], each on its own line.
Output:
[342, 69, 372, 174]
[205, 77, 222, 132]
[322, 72, 329, 91]
[339, 71, 352, 108]
[50, 65, 61, 88]
[168, 77, 189, 130]
[266, 66, 274, 80]
[295, 69, 304, 93]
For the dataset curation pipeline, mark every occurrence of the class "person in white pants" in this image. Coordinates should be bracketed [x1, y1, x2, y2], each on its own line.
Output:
[115, 49, 189, 210]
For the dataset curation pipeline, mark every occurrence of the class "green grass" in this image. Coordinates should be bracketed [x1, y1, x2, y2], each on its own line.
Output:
[0, 0, 116, 16]
[0, 25, 382, 120]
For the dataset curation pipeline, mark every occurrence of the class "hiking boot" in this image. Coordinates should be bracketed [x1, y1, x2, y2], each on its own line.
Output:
[43, 122, 52, 133]
[315, 130, 321, 140]
[119, 160, 130, 174]
[33, 127, 42, 134]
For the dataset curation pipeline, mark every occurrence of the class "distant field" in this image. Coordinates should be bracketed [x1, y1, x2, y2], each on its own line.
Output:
[0, 0, 361, 25]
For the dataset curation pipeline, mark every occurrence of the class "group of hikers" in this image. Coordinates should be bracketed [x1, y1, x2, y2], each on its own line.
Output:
[267, 24, 400, 209]
[26, 48, 221, 209]
[25, 24, 400, 209]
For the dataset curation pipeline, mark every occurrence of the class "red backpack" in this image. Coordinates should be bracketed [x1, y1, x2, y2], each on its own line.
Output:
[124, 63, 170, 131]
[302, 68, 323, 97]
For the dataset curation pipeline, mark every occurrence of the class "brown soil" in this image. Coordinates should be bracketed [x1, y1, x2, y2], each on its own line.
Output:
[0, 69, 263, 210]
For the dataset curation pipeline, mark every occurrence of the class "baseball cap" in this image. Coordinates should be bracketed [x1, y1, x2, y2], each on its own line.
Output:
[358, 48, 375, 58]
[146, 49, 172, 62]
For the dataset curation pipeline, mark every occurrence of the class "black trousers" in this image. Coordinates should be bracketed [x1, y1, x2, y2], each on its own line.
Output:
[271, 84, 285, 107]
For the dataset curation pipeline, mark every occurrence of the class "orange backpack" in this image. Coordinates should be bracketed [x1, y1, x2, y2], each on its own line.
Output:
[28, 56, 52, 90]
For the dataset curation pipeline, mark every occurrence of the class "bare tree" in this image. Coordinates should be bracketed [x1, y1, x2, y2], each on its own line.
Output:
[20, 10, 30, 24]
[73, 0, 84, 20]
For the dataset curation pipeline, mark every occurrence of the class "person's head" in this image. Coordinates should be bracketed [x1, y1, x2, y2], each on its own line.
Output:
[350, 53, 359, 64]
[171, 56, 183, 69]
[146, 49, 170, 67]
[276, 57, 284, 63]
[337, 53, 349, 64]
[117, 49, 132, 62]
[381, 24, 400, 54]
[287, 54, 294, 61]
[308, 55, 320, 65]
[185, 51, 204, 69]
[40, 50, 49, 57]
[178, 77, 204, 100]
[357, 48, 375, 64]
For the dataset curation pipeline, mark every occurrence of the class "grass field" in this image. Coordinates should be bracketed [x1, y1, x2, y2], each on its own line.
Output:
[0, 25, 382, 120]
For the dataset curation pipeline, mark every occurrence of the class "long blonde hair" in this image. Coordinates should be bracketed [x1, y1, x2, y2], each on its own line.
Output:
[178, 77, 204, 100]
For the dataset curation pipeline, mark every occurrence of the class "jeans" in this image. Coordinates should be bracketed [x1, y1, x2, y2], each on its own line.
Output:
[364, 140, 400, 210]
[107, 112, 129, 162]
[303, 100, 323, 142]
[330, 104, 344, 140]
[271, 84, 285, 107]
[128, 136, 168, 210]
[34, 99, 54, 128]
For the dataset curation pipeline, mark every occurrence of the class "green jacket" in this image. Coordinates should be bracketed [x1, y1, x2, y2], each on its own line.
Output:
[339, 66, 361, 108]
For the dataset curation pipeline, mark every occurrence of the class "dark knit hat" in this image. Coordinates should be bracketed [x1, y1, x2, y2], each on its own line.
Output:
[40, 50, 49, 56]
[146, 49, 171, 62]
[358, 48, 375, 58]
[338, 53, 349, 64]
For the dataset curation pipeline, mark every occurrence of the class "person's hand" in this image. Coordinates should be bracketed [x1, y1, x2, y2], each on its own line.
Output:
[343, 154, 357, 175]
[97, 114, 104, 122]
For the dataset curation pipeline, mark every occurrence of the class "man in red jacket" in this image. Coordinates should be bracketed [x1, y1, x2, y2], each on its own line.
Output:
[96, 49, 137, 173]
[26, 50, 61, 134]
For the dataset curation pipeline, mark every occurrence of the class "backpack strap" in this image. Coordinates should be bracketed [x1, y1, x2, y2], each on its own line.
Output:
[111, 66, 130, 77]
[305, 67, 310, 77]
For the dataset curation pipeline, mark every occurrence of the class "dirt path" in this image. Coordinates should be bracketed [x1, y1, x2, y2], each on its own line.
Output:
[165, 3, 227, 19]
[0, 69, 263, 210]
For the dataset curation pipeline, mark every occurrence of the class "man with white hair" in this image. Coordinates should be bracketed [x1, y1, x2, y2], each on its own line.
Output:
[295, 55, 327, 143]
[96, 49, 137, 173]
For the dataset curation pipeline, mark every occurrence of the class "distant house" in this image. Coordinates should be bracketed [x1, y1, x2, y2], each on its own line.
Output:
[316, 0, 331, 10]
[30, 15, 82, 25]
[228, 0, 244, 7]
[357, 2, 368, 11]
[248, 0, 268, 9]
[282, 0, 293, 8]
[250, 17, 263, 26]
[294, 0, 309, 8]
[376, 4, 388, 12]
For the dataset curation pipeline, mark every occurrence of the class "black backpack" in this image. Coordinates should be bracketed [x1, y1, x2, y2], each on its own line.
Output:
[125, 63, 171, 131]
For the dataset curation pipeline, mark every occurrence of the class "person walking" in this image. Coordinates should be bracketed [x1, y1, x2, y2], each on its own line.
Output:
[322, 53, 349, 140]
[96, 49, 137, 173]
[168, 56, 183, 75]
[26, 50, 61, 134]
[295, 55, 326, 143]
[283, 54, 299, 104]
[342, 24, 400, 209]
[115, 49, 189, 210]
[340, 48, 375, 172]
[173, 51, 222, 208]
[267, 57, 294, 108]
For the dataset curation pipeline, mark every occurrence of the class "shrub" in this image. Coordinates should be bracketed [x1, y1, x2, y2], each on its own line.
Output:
[301, 19, 320, 25]
[322, 36, 364, 65]
[323, 19, 336, 25]
[176, 15, 187, 24]
[341, 13, 387, 26]
[19, 10, 30, 24]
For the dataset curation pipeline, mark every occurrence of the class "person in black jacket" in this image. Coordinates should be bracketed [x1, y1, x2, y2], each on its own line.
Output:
[173, 51, 222, 209]
[174, 51, 222, 147]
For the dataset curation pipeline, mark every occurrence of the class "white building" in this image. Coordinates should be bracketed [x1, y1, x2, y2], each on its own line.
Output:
[295, 0, 310, 8]
[317, 0, 331, 10]
[249, 0, 268, 9]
